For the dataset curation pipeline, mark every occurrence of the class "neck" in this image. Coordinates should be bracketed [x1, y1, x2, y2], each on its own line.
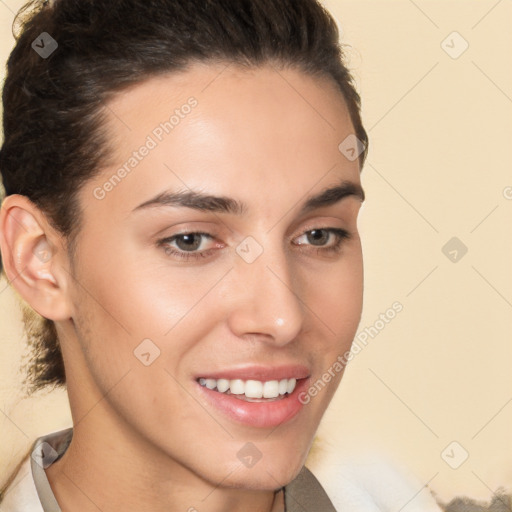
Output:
[44, 416, 285, 512]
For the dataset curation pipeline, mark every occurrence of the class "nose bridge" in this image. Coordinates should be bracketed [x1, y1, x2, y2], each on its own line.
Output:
[226, 235, 304, 345]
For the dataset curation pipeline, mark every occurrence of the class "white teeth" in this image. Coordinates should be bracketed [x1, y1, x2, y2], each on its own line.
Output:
[245, 380, 263, 398]
[216, 378, 230, 393]
[230, 379, 245, 395]
[263, 380, 280, 399]
[205, 378, 216, 390]
[198, 377, 298, 398]
[286, 378, 296, 394]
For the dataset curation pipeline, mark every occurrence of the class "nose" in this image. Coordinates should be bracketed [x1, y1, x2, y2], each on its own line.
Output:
[225, 241, 305, 347]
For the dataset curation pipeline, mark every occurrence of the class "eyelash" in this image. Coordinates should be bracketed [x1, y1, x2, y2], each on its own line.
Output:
[157, 227, 351, 262]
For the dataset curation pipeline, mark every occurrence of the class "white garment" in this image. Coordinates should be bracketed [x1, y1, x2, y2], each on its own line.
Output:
[0, 428, 443, 511]
[310, 453, 443, 511]
[0, 456, 41, 512]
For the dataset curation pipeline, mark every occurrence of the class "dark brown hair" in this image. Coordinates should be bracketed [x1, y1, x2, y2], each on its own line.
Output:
[0, 0, 368, 396]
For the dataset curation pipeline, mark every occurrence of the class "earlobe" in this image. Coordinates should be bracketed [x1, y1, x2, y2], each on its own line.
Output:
[0, 194, 72, 321]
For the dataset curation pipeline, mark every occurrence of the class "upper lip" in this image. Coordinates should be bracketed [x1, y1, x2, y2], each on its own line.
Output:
[195, 364, 310, 382]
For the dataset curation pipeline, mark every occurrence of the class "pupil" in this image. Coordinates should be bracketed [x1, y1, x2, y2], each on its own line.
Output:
[178, 234, 200, 251]
[309, 229, 327, 245]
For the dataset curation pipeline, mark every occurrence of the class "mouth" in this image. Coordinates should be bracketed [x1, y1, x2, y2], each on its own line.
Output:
[194, 369, 311, 428]
[197, 377, 297, 402]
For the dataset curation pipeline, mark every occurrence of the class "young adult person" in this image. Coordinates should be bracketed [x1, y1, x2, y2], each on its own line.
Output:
[0, 1, 443, 510]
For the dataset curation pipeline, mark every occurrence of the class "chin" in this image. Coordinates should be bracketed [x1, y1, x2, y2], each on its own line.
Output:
[189, 439, 309, 492]
[231, 446, 308, 490]
[220, 462, 305, 491]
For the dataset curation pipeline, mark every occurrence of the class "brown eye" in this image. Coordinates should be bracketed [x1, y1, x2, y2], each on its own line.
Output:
[172, 233, 204, 252]
[295, 228, 350, 252]
[158, 232, 217, 261]
[304, 229, 331, 246]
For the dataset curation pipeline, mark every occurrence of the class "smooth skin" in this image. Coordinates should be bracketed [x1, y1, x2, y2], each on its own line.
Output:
[0, 62, 364, 512]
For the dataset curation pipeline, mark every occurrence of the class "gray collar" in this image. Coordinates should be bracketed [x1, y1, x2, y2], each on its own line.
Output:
[284, 466, 337, 512]
[31, 427, 72, 512]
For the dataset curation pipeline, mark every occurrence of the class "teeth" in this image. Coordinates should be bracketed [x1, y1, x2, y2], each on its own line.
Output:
[245, 380, 263, 398]
[230, 379, 245, 395]
[198, 377, 298, 398]
[263, 380, 279, 398]
[216, 378, 230, 393]
[286, 378, 296, 394]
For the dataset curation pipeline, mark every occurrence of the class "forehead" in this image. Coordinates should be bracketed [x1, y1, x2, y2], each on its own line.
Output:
[103, 61, 355, 156]
[80, 62, 361, 221]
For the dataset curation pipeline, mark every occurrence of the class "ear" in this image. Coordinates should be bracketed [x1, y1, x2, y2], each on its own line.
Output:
[0, 194, 73, 321]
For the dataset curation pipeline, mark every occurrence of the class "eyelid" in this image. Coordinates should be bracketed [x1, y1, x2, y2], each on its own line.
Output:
[290, 219, 350, 240]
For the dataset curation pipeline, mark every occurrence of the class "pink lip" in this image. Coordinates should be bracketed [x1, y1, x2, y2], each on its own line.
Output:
[195, 373, 311, 429]
[194, 364, 310, 382]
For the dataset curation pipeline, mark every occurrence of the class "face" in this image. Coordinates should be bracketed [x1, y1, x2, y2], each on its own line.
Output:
[60, 62, 364, 490]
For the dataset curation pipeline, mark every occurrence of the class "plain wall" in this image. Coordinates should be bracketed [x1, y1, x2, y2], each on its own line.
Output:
[1, 0, 511, 503]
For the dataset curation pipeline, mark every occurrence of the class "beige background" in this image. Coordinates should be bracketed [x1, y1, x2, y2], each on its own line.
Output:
[1, 0, 511, 504]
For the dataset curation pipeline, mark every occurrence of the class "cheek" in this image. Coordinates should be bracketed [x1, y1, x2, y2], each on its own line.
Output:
[69, 274, 207, 443]
[69, 233, 229, 398]
[304, 248, 363, 345]
[72, 228, 205, 338]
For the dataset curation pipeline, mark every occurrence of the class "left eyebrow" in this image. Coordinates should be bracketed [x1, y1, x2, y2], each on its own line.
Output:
[131, 179, 365, 216]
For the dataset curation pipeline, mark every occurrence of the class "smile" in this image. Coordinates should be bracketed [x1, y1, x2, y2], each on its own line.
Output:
[196, 375, 310, 428]
[197, 377, 297, 401]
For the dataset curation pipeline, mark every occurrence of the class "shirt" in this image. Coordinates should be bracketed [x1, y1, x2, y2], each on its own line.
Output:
[0, 427, 337, 512]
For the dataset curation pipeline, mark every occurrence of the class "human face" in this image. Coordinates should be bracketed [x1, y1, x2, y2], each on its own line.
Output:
[62, 62, 364, 491]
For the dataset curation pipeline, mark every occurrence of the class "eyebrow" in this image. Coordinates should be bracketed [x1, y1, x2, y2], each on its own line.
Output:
[132, 179, 365, 217]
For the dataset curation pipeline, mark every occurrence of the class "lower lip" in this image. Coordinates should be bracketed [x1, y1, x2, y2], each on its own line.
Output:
[196, 378, 310, 428]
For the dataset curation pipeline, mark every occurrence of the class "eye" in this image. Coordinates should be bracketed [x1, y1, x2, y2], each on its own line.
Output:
[157, 227, 351, 262]
[294, 228, 351, 255]
[158, 232, 218, 261]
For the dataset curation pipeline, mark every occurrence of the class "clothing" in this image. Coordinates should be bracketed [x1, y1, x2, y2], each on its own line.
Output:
[0, 427, 336, 512]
